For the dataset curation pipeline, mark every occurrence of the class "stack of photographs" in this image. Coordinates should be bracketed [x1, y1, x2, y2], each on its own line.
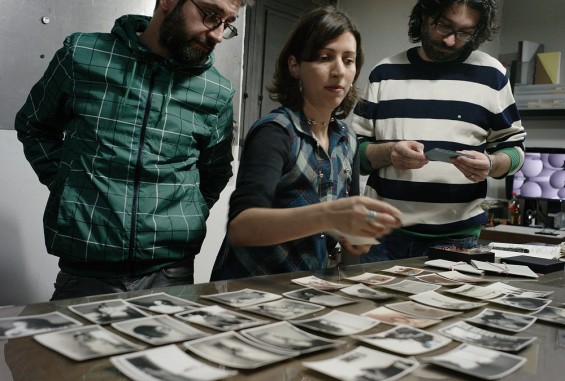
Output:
[465, 309, 537, 332]
[240, 298, 325, 320]
[0, 311, 83, 339]
[125, 292, 205, 314]
[355, 325, 452, 355]
[283, 288, 357, 307]
[200, 288, 281, 308]
[112, 315, 209, 345]
[290, 310, 379, 336]
[68, 299, 149, 324]
[175, 305, 268, 331]
[439, 321, 536, 351]
[416, 273, 464, 286]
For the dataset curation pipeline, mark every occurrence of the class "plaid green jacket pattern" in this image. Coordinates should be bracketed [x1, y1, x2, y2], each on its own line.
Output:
[15, 15, 234, 276]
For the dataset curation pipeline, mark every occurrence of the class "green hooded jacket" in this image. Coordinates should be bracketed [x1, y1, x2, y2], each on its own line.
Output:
[15, 15, 234, 276]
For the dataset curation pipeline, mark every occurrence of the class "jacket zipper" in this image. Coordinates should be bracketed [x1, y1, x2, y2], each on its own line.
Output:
[128, 63, 158, 273]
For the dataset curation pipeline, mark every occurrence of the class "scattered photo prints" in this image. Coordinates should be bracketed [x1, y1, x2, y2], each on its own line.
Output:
[444, 284, 504, 300]
[200, 288, 281, 308]
[241, 298, 325, 320]
[438, 321, 536, 352]
[466, 308, 537, 333]
[174, 305, 268, 331]
[530, 305, 565, 325]
[283, 288, 357, 307]
[303, 346, 419, 381]
[409, 291, 487, 311]
[344, 272, 395, 285]
[0, 311, 83, 339]
[34, 325, 144, 361]
[111, 344, 238, 381]
[484, 282, 554, 299]
[489, 295, 551, 311]
[68, 299, 149, 324]
[112, 315, 209, 345]
[183, 331, 297, 369]
[379, 279, 441, 295]
[381, 265, 424, 276]
[125, 292, 204, 314]
[291, 275, 347, 290]
[385, 301, 462, 320]
[422, 343, 526, 380]
[339, 283, 395, 300]
[290, 310, 379, 336]
[436, 270, 485, 283]
[240, 321, 345, 354]
[416, 273, 463, 286]
[361, 306, 441, 329]
[355, 325, 452, 355]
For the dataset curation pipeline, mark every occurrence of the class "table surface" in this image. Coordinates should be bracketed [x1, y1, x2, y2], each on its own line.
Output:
[1, 257, 565, 381]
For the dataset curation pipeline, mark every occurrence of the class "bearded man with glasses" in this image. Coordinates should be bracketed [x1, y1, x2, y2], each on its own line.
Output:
[351, 0, 526, 262]
[15, 0, 254, 300]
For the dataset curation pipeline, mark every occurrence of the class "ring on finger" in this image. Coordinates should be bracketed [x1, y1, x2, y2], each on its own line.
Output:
[366, 210, 377, 224]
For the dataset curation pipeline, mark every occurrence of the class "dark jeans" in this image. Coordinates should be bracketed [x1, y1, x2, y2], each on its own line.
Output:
[51, 259, 194, 301]
[360, 232, 478, 263]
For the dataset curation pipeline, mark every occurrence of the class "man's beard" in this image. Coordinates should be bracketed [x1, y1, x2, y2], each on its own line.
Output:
[420, 22, 468, 62]
[159, 3, 215, 65]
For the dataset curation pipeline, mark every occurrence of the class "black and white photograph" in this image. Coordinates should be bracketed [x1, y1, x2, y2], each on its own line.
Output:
[444, 284, 504, 300]
[466, 308, 537, 332]
[424, 259, 484, 275]
[240, 321, 345, 354]
[530, 305, 565, 325]
[438, 321, 537, 351]
[339, 283, 395, 300]
[183, 331, 297, 369]
[283, 288, 357, 307]
[484, 282, 554, 299]
[290, 310, 378, 336]
[379, 279, 441, 295]
[490, 295, 551, 311]
[241, 298, 325, 320]
[291, 275, 347, 290]
[111, 344, 238, 381]
[112, 315, 209, 345]
[361, 306, 441, 329]
[436, 270, 485, 283]
[175, 305, 268, 331]
[409, 291, 487, 311]
[34, 325, 144, 361]
[0, 311, 83, 339]
[415, 273, 464, 286]
[125, 292, 204, 314]
[385, 301, 462, 320]
[355, 325, 452, 355]
[381, 265, 425, 276]
[201, 288, 281, 308]
[303, 346, 419, 381]
[68, 299, 149, 324]
[344, 272, 395, 285]
[422, 343, 526, 380]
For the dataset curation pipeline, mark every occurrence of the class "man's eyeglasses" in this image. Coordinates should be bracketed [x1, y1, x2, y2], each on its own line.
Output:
[190, 0, 238, 39]
[433, 21, 475, 42]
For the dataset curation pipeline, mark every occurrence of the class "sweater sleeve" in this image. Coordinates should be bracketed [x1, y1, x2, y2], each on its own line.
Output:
[228, 123, 291, 222]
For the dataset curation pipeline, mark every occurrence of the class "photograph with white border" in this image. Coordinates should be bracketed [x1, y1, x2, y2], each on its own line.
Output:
[112, 315, 208, 345]
[241, 298, 325, 320]
[175, 305, 268, 331]
[283, 288, 357, 307]
[530, 305, 565, 325]
[438, 321, 536, 351]
[361, 306, 441, 328]
[444, 284, 504, 300]
[436, 271, 485, 283]
[291, 275, 348, 290]
[385, 300, 462, 320]
[466, 308, 537, 333]
[125, 292, 204, 314]
[340, 283, 395, 300]
[200, 288, 282, 308]
[68, 299, 149, 324]
[379, 279, 441, 294]
[381, 265, 425, 276]
[484, 282, 553, 298]
[489, 295, 551, 311]
[416, 273, 464, 286]
[0, 311, 83, 339]
[344, 272, 395, 285]
[290, 310, 378, 336]
[409, 291, 487, 310]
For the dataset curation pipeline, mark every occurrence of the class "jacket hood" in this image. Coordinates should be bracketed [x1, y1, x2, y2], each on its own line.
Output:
[111, 14, 214, 73]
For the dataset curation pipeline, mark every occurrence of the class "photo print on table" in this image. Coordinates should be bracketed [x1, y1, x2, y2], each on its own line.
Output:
[355, 325, 452, 355]
[291, 275, 348, 290]
[361, 306, 441, 329]
[489, 295, 551, 311]
[200, 288, 281, 308]
[385, 301, 462, 320]
[465, 308, 537, 333]
[34, 325, 144, 361]
[111, 344, 238, 381]
[68, 299, 149, 324]
[444, 284, 504, 300]
[112, 315, 209, 345]
[0, 311, 83, 339]
[484, 282, 554, 299]
[344, 272, 395, 285]
[240, 298, 325, 320]
[283, 288, 357, 307]
[436, 270, 486, 284]
[240, 321, 345, 354]
[415, 273, 464, 286]
[290, 310, 379, 336]
[529, 305, 565, 325]
[183, 331, 297, 369]
[339, 283, 395, 300]
[125, 292, 204, 314]
[424, 259, 484, 275]
[379, 279, 441, 295]
[303, 345, 419, 381]
[438, 321, 536, 352]
[409, 291, 487, 311]
[422, 343, 526, 380]
[380, 265, 425, 276]
[174, 305, 268, 331]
